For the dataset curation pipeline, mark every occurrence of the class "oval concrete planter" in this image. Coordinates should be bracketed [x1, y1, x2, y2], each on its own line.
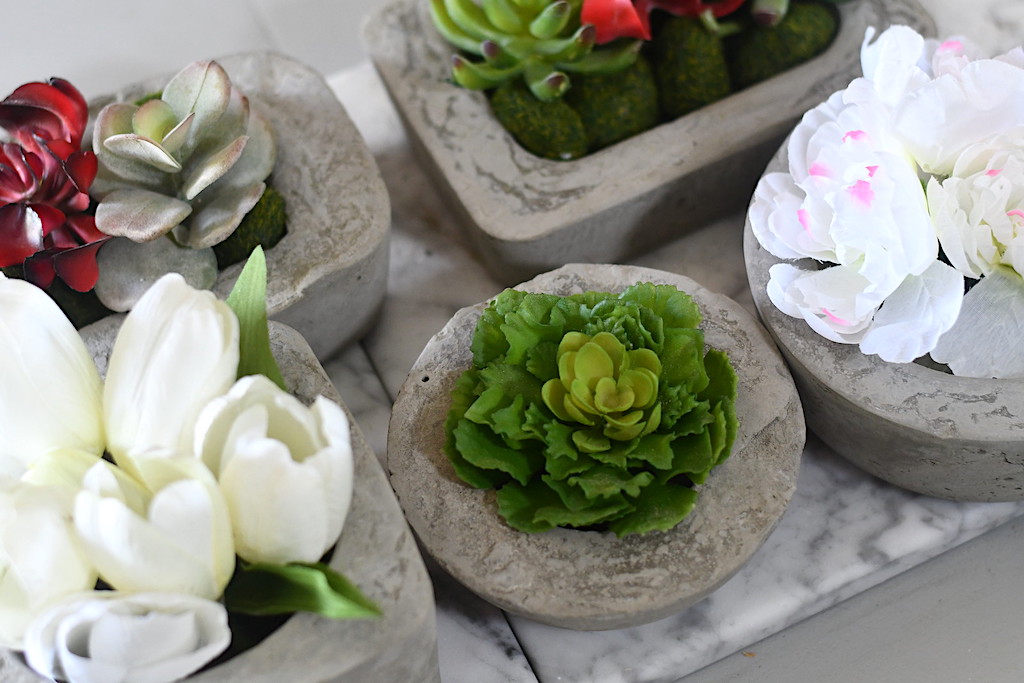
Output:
[91, 52, 390, 360]
[0, 320, 440, 682]
[363, 0, 933, 285]
[744, 144, 1024, 502]
[387, 264, 805, 630]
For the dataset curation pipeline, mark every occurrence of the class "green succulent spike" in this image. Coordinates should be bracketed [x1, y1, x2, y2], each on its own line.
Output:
[430, 0, 641, 101]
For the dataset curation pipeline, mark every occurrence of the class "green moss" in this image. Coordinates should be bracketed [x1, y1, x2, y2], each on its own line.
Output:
[563, 54, 660, 152]
[648, 16, 733, 120]
[489, 80, 589, 161]
[729, 1, 839, 90]
[213, 186, 288, 270]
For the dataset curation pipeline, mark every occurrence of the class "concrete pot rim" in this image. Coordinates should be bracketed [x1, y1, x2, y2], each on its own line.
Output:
[90, 50, 390, 319]
[743, 140, 1024, 444]
[364, 0, 934, 242]
[387, 263, 805, 631]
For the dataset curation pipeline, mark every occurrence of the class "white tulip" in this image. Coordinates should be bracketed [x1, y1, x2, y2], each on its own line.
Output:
[194, 375, 353, 565]
[0, 275, 103, 479]
[23, 591, 230, 683]
[73, 455, 235, 600]
[0, 475, 97, 649]
[104, 274, 239, 473]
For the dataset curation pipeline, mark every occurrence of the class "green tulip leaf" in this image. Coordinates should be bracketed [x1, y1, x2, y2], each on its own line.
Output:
[225, 246, 286, 390]
[224, 561, 381, 619]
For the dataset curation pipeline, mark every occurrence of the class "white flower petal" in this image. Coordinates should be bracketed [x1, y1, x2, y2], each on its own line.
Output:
[24, 591, 229, 683]
[104, 274, 238, 468]
[931, 267, 1024, 377]
[0, 276, 103, 478]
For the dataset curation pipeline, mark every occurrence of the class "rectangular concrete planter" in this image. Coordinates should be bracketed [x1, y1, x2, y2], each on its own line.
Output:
[93, 52, 391, 360]
[0, 320, 440, 682]
[363, 0, 933, 285]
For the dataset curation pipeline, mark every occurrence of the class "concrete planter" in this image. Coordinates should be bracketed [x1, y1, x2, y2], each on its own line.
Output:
[744, 146, 1024, 502]
[0, 320, 440, 682]
[363, 0, 933, 285]
[92, 52, 391, 360]
[387, 264, 805, 630]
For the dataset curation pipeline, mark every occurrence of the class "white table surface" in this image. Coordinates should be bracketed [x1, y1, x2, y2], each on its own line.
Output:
[320, 3, 1024, 675]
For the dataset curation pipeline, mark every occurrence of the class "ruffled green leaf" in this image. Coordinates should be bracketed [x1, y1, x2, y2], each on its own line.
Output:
[454, 419, 543, 485]
[569, 465, 653, 499]
[496, 480, 560, 533]
[619, 282, 702, 330]
[224, 561, 380, 619]
[607, 480, 699, 537]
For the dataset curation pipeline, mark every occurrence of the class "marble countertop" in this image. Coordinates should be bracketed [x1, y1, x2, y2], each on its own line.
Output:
[321, 2, 1024, 680]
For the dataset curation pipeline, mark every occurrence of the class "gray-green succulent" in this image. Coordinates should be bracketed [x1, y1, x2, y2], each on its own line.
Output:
[91, 60, 276, 249]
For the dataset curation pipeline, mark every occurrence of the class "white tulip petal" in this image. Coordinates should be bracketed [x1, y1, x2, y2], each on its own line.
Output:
[24, 591, 230, 683]
[312, 396, 354, 540]
[104, 274, 239, 465]
[931, 268, 1024, 377]
[0, 483, 97, 649]
[221, 438, 331, 564]
[0, 277, 103, 477]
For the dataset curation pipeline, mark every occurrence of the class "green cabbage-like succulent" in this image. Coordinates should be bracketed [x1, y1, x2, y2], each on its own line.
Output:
[91, 60, 276, 249]
[444, 283, 739, 537]
[430, 0, 641, 101]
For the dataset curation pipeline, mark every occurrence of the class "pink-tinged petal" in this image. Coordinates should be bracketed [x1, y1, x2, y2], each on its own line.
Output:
[582, 0, 650, 43]
[843, 129, 868, 143]
[866, 165, 879, 177]
[847, 179, 875, 207]
[52, 239, 111, 292]
[987, 168, 1002, 177]
[797, 208, 812, 234]
[0, 204, 43, 266]
[808, 162, 830, 177]
[1009, 209, 1024, 220]
[939, 40, 964, 53]
[821, 308, 852, 326]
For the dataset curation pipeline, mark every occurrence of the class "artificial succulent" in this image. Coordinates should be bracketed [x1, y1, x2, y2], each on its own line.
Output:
[445, 283, 738, 537]
[430, 0, 642, 101]
[91, 60, 276, 249]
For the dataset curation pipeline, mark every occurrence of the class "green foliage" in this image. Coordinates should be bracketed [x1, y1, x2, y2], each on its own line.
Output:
[728, 1, 839, 89]
[446, 283, 739, 537]
[563, 54, 660, 151]
[490, 80, 590, 159]
[649, 16, 733, 120]
[225, 245, 287, 390]
[224, 561, 380, 619]
[214, 185, 288, 269]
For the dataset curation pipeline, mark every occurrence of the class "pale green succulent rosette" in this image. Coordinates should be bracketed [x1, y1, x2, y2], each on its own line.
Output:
[91, 60, 276, 250]
[430, 0, 641, 100]
[444, 283, 739, 537]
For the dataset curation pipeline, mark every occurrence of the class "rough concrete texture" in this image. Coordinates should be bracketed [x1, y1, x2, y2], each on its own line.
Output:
[363, 0, 933, 285]
[387, 264, 805, 630]
[91, 52, 391, 360]
[745, 149, 1024, 502]
[2, 321, 440, 682]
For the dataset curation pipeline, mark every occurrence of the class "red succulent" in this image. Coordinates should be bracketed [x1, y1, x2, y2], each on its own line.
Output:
[0, 79, 107, 292]
[582, 0, 747, 43]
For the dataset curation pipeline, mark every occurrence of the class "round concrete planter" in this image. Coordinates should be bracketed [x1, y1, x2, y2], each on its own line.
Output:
[0, 321, 440, 682]
[387, 264, 805, 630]
[363, 0, 933, 285]
[91, 52, 390, 360]
[744, 145, 1024, 502]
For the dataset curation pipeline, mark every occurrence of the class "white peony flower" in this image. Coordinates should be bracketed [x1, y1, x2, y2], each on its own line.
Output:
[194, 375, 354, 565]
[23, 591, 230, 683]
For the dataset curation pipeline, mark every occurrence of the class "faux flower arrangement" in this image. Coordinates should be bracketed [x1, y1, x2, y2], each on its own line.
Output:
[429, 0, 845, 159]
[0, 247, 377, 683]
[444, 282, 738, 536]
[749, 24, 1024, 378]
[0, 59, 285, 327]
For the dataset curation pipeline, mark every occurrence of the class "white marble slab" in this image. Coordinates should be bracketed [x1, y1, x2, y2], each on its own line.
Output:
[326, 1, 1024, 675]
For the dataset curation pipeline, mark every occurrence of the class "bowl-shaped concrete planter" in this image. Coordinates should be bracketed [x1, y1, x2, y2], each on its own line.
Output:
[387, 264, 805, 630]
[363, 0, 932, 285]
[0, 321, 440, 682]
[744, 146, 1024, 502]
[91, 52, 390, 360]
